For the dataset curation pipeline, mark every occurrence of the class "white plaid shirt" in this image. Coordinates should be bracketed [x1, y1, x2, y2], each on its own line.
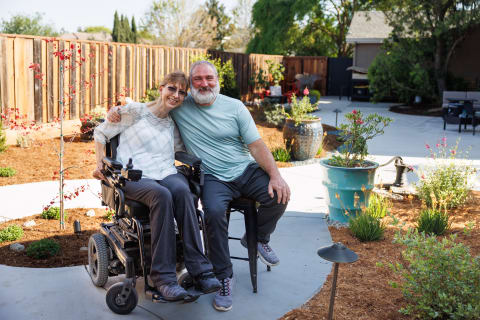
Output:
[94, 102, 185, 180]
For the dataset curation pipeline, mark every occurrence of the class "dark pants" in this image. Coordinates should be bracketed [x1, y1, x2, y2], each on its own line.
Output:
[123, 173, 213, 286]
[201, 163, 287, 280]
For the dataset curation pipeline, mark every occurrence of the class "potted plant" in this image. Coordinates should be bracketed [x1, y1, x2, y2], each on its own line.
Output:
[266, 60, 285, 96]
[282, 88, 323, 161]
[320, 109, 392, 223]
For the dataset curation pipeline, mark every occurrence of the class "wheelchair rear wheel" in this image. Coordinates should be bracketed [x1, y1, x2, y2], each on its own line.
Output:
[106, 282, 138, 315]
[88, 233, 109, 287]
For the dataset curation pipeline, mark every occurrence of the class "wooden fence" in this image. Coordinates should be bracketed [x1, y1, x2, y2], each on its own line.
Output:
[0, 33, 327, 123]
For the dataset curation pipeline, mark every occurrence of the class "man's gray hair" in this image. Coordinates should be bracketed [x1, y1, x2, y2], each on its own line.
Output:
[189, 60, 218, 78]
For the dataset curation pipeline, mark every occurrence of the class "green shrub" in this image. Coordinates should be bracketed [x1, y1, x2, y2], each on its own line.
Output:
[26, 239, 60, 259]
[349, 213, 384, 242]
[264, 105, 286, 128]
[139, 87, 160, 103]
[390, 230, 480, 319]
[416, 139, 476, 209]
[41, 207, 67, 220]
[0, 167, 16, 177]
[364, 193, 391, 219]
[105, 209, 115, 221]
[309, 89, 321, 101]
[417, 208, 449, 236]
[0, 120, 7, 152]
[271, 147, 291, 162]
[0, 224, 24, 242]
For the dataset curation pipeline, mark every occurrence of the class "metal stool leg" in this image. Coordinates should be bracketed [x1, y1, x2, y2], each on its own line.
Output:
[244, 202, 258, 293]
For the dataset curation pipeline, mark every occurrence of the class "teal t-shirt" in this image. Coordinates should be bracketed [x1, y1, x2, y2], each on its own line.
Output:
[171, 94, 261, 181]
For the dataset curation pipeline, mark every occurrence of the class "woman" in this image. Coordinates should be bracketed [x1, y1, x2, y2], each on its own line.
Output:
[93, 71, 220, 301]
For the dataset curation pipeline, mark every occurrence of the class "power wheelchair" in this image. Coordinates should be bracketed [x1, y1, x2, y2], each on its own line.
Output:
[87, 135, 208, 315]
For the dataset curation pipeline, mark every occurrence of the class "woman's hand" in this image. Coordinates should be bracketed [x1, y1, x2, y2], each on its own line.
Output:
[92, 165, 106, 181]
[107, 106, 121, 123]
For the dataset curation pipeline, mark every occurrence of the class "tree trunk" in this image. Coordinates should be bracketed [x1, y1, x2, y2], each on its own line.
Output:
[434, 38, 446, 99]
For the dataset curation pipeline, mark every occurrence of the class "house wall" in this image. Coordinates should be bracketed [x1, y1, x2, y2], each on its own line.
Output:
[353, 43, 382, 69]
[448, 27, 480, 87]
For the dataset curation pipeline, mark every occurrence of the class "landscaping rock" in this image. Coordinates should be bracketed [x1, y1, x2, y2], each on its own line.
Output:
[23, 220, 36, 227]
[326, 216, 349, 229]
[10, 243, 25, 252]
[85, 209, 96, 217]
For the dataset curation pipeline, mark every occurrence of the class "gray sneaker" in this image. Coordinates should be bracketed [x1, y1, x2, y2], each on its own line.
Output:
[213, 276, 234, 312]
[241, 235, 280, 267]
[157, 282, 188, 301]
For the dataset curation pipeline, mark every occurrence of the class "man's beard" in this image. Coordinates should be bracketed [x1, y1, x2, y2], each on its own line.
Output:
[191, 82, 220, 105]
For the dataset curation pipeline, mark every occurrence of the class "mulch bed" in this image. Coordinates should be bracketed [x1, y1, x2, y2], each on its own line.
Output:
[0, 208, 109, 268]
[389, 104, 443, 117]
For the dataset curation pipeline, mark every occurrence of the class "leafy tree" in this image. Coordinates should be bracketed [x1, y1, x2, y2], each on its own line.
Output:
[368, 38, 436, 103]
[112, 11, 120, 42]
[111, 12, 138, 43]
[77, 26, 111, 34]
[141, 0, 216, 48]
[205, 0, 234, 50]
[247, 0, 375, 56]
[131, 17, 138, 44]
[247, 0, 315, 55]
[225, 0, 255, 51]
[378, 0, 480, 96]
[0, 12, 59, 36]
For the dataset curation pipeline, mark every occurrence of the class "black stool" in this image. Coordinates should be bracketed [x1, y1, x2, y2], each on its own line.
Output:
[227, 197, 271, 293]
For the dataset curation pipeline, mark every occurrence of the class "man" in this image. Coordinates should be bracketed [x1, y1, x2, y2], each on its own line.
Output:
[108, 61, 290, 312]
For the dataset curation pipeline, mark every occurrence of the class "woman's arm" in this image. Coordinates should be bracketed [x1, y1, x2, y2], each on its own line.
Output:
[92, 140, 107, 180]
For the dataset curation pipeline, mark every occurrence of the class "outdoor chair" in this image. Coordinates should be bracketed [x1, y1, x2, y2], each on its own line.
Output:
[88, 135, 206, 315]
[461, 102, 480, 135]
[443, 103, 464, 132]
[227, 197, 271, 294]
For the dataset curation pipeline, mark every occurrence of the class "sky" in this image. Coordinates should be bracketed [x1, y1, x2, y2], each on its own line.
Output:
[0, 0, 238, 33]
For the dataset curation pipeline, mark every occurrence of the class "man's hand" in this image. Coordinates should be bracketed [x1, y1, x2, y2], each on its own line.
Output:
[107, 106, 121, 123]
[92, 166, 106, 181]
[268, 175, 290, 204]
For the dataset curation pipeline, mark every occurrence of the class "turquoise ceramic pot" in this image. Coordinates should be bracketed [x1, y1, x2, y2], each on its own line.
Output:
[319, 159, 378, 223]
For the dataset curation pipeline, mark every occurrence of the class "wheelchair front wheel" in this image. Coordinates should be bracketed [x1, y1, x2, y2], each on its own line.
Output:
[106, 282, 138, 315]
[88, 233, 109, 287]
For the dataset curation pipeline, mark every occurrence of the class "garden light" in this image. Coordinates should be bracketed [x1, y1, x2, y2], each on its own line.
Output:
[333, 109, 342, 127]
[317, 242, 358, 320]
[73, 220, 81, 234]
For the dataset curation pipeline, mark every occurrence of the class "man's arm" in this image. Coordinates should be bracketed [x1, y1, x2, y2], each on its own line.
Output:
[248, 138, 290, 204]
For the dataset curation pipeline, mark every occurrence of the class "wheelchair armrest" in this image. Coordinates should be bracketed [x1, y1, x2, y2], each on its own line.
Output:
[103, 157, 123, 170]
[175, 151, 202, 167]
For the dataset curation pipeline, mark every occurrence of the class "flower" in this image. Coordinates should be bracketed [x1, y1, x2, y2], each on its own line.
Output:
[426, 144, 430, 149]
[451, 149, 456, 155]
[303, 87, 309, 96]
[328, 110, 392, 167]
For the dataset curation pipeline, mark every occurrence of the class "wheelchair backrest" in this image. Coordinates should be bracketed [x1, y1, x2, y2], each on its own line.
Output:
[106, 135, 120, 159]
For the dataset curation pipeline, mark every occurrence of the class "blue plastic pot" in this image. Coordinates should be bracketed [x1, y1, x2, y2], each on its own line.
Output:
[319, 159, 378, 223]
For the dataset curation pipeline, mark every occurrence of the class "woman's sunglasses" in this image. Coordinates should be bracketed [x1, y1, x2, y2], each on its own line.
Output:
[166, 86, 187, 97]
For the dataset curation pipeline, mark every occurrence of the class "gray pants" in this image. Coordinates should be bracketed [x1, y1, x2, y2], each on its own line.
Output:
[201, 163, 287, 280]
[123, 173, 213, 286]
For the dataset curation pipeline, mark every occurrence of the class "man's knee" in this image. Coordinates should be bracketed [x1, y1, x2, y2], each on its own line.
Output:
[203, 204, 228, 225]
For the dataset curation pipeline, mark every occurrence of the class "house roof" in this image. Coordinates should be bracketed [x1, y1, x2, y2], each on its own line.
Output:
[346, 11, 392, 44]
[59, 32, 112, 42]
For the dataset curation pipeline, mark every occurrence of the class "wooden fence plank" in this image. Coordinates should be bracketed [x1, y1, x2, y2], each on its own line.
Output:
[108, 44, 113, 108]
[69, 42, 77, 119]
[146, 47, 150, 89]
[80, 44, 86, 116]
[33, 38, 42, 122]
[0, 38, 10, 117]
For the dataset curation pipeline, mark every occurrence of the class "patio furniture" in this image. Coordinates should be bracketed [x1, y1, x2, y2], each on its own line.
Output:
[443, 97, 479, 133]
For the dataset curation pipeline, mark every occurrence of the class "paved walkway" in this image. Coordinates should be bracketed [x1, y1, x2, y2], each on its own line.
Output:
[1, 97, 479, 319]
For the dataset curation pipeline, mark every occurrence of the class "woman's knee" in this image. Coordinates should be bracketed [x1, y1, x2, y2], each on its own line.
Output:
[149, 185, 172, 205]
